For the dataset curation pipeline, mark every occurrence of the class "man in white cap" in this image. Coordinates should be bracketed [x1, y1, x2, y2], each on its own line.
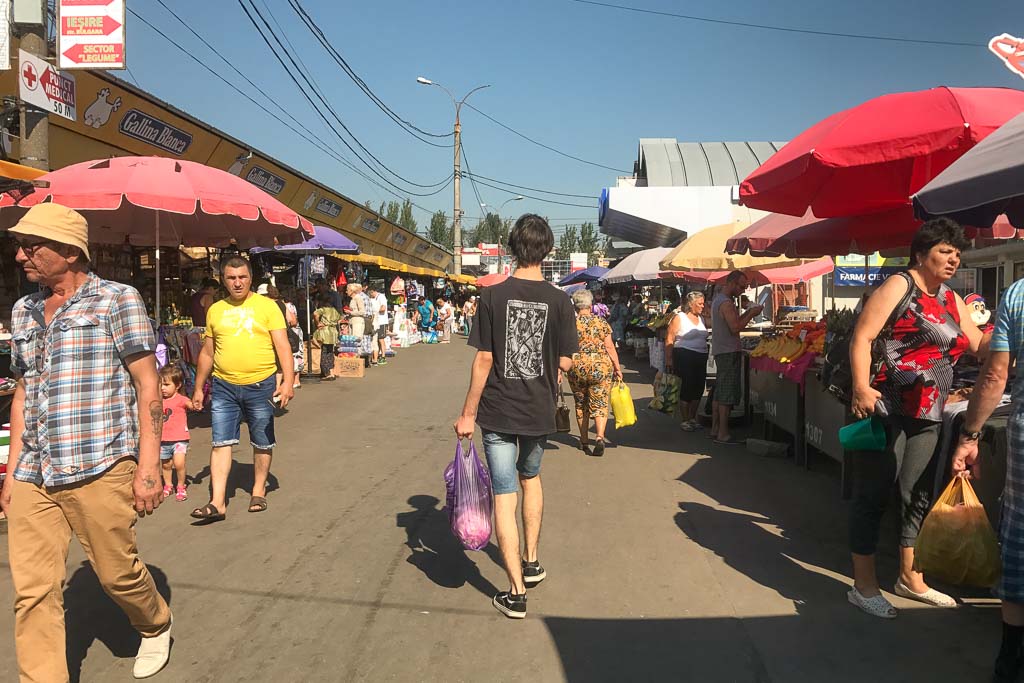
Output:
[0, 203, 173, 679]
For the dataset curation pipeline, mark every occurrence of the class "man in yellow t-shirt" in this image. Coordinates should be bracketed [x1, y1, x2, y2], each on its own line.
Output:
[190, 256, 294, 521]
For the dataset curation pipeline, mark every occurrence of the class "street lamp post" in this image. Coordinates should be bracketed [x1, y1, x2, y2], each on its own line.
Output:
[417, 76, 490, 276]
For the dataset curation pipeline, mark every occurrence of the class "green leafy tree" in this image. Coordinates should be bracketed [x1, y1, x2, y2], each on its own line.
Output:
[578, 221, 601, 266]
[399, 199, 418, 233]
[555, 225, 579, 260]
[385, 200, 401, 224]
[472, 212, 509, 246]
[428, 210, 452, 249]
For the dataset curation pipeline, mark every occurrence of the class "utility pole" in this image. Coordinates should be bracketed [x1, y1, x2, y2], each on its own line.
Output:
[17, 0, 49, 171]
[452, 113, 462, 275]
[416, 78, 490, 277]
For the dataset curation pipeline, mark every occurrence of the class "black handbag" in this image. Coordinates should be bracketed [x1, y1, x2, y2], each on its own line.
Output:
[820, 271, 914, 404]
[555, 385, 571, 432]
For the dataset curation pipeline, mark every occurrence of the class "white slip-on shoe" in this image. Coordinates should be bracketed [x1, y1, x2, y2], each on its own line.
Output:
[847, 588, 897, 619]
[893, 580, 957, 607]
[133, 613, 172, 679]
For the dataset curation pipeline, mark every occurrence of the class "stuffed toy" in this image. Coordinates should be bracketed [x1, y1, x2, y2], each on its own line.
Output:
[965, 293, 994, 333]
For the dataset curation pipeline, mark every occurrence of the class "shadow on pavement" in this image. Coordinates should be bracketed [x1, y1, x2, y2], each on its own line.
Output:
[543, 608, 997, 682]
[396, 495, 500, 598]
[64, 561, 171, 683]
[190, 460, 280, 507]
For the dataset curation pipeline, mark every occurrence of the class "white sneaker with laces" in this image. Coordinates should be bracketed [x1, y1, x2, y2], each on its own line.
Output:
[133, 613, 172, 679]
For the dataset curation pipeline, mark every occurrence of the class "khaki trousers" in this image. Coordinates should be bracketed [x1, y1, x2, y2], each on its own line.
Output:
[8, 459, 171, 683]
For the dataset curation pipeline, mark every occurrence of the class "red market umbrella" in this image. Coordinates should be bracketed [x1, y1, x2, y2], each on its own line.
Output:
[739, 87, 1024, 218]
[0, 156, 315, 317]
[725, 205, 1020, 258]
[476, 272, 509, 287]
[670, 258, 834, 286]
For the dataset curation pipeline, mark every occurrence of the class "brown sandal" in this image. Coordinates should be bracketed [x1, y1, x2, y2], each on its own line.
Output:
[248, 496, 268, 513]
[190, 503, 225, 521]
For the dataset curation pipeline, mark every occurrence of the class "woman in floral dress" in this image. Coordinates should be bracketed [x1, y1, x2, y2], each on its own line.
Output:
[567, 289, 622, 456]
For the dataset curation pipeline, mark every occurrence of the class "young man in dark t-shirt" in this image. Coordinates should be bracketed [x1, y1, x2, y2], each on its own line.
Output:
[455, 214, 578, 619]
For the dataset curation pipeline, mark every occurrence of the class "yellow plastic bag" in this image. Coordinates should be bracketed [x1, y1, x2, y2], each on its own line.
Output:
[913, 476, 1001, 587]
[610, 380, 637, 429]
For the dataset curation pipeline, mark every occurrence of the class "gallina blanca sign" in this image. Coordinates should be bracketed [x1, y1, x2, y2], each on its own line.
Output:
[119, 109, 191, 155]
[245, 166, 286, 195]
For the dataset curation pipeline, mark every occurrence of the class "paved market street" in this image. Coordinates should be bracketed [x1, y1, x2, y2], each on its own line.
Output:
[0, 340, 1006, 682]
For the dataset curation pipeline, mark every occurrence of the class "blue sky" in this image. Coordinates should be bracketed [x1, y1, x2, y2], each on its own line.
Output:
[124, 0, 1024, 234]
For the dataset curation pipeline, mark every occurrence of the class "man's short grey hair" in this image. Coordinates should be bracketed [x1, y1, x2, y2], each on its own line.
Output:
[571, 289, 594, 310]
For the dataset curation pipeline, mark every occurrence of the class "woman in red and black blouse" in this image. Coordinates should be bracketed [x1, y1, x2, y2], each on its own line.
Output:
[846, 218, 987, 619]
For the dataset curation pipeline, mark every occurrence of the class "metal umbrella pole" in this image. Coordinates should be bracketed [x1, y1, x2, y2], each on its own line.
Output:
[155, 212, 160, 323]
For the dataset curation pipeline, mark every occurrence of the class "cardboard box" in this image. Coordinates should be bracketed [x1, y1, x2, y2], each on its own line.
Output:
[335, 356, 365, 378]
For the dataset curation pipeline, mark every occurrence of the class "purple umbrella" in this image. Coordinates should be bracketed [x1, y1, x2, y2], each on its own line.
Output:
[558, 265, 609, 286]
[250, 225, 358, 253]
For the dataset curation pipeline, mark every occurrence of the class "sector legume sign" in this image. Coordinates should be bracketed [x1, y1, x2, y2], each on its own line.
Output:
[58, 0, 126, 70]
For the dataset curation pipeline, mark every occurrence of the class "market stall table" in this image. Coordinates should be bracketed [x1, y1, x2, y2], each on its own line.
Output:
[802, 372, 854, 497]
[748, 364, 806, 464]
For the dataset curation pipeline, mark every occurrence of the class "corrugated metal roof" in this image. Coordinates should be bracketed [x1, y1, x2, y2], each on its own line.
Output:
[637, 139, 786, 187]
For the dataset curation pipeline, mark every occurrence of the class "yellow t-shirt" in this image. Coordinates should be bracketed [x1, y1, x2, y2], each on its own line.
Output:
[205, 293, 286, 385]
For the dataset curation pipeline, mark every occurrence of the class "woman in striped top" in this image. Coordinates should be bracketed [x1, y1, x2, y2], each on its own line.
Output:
[846, 218, 987, 619]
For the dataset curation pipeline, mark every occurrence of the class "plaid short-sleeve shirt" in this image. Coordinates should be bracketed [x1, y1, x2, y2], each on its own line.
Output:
[11, 272, 156, 487]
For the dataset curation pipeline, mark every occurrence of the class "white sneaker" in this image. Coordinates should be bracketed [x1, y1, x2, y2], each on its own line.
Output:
[133, 613, 172, 679]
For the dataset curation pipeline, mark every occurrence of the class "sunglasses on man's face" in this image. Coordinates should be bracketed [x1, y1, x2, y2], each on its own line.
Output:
[16, 239, 59, 255]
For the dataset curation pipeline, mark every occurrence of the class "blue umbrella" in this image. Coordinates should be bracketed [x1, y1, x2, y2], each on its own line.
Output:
[558, 265, 609, 286]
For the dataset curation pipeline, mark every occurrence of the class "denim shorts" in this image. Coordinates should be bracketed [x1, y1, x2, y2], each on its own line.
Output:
[159, 441, 188, 460]
[211, 374, 277, 449]
[481, 430, 546, 495]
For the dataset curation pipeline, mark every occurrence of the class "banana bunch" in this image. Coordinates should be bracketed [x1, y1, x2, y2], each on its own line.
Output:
[751, 335, 812, 362]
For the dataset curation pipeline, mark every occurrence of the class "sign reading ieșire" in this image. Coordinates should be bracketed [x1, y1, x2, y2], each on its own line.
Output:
[58, 0, 126, 70]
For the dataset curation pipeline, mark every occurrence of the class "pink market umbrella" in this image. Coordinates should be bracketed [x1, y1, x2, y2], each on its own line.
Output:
[0, 156, 314, 318]
[725, 205, 1021, 258]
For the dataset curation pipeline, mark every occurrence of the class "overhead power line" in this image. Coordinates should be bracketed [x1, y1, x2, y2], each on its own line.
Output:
[236, 0, 452, 194]
[128, 7, 450, 218]
[467, 175, 597, 208]
[569, 0, 988, 48]
[463, 171, 597, 199]
[286, 0, 454, 147]
[463, 103, 630, 174]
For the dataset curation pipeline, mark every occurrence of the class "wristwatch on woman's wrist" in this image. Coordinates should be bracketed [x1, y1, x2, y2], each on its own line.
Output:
[960, 425, 982, 441]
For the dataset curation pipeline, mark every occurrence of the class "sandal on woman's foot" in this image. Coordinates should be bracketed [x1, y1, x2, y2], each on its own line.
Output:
[680, 421, 697, 432]
[190, 503, 225, 521]
[893, 580, 956, 607]
[248, 496, 268, 513]
[162, 484, 172, 498]
[847, 587, 897, 618]
[175, 485, 188, 502]
[592, 438, 606, 457]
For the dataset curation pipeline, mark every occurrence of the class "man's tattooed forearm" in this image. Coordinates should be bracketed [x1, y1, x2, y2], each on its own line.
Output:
[149, 400, 163, 438]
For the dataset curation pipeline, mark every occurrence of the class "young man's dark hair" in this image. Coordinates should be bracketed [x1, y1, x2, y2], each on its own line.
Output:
[507, 214, 554, 267]
[220, 255, 252, 276]
[910, 217, 970, 261]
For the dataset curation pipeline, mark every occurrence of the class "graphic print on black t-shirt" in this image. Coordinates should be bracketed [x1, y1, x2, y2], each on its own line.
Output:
[504, 300, 549, 380]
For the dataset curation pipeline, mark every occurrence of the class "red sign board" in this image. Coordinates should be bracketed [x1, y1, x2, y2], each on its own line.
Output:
[62, 15, 121, 36]
[991, 34, 1024, 80]
[62, 43, 124, 66]
[58, 0, 125, 70]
